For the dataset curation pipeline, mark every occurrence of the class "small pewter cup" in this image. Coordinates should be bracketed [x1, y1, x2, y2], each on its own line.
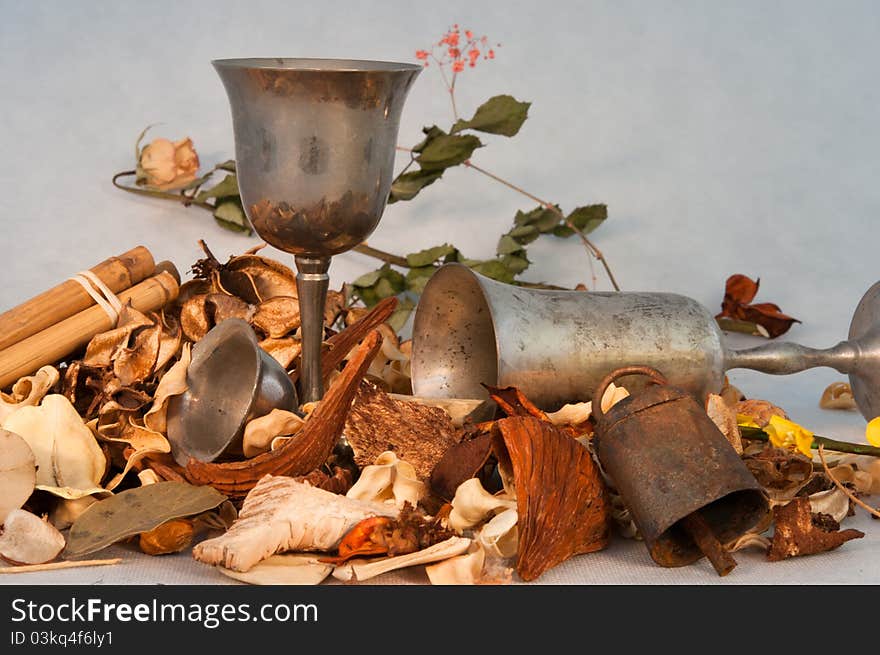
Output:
[412, 263, 880, 419]
[214, 58, 420, 404]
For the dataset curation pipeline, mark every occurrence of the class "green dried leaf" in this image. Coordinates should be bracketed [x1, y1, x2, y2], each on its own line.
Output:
[65, 482, 226, 558]
[352, 269, 384, 288]
[451, 95, 531, 137]
[412, 125, 447, 153]
[508, 224, 540, 243]
[352, 265, 406, 307]
[389, 169, 444, 203]
[406, 244, 456, 267]
[566, 204, 607, 235]
[469, 259, 516, 284]
[405, 266, 436, 293]
[514, 206, 560, 232]
[213, 200, 251, 234]
[416, 134, 482, 171]
[196, 174, 241, 203]
[501, 253, 530, 275]
[217, 160, 236, 172]
[374, 274, 405, 299]
[496, 234, 524, 256]
[388, 298, 416, 333]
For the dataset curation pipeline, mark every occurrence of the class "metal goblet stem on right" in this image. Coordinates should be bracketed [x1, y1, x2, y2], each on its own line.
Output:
[214, 58, 421, 403]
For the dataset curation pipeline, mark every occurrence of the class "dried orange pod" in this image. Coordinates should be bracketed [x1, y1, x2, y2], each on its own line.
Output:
[491, 416, 611, 581]
[138, 518, 195, 556]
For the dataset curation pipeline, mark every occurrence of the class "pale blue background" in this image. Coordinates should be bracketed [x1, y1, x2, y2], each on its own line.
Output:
[1, 1, 878, 584]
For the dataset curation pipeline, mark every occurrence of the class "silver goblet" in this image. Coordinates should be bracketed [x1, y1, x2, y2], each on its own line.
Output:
[214, 58, 421, 402]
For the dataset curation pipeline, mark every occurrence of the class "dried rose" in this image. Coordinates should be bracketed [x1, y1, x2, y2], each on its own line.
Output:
[137, 137, 200, 191]
[716, 274, 800, 338]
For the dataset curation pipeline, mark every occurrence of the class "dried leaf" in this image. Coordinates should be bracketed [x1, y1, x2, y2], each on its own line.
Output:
[65, 481, 226, 558]
[344, 380, 462, 482]
[492, 416, 611, 580]
[767, 497, 863, 561]
[2, 395, 106, 499]
[716, 274, 800, 338]
[450, 94, 530, 137]
[430, 431, 494, 501]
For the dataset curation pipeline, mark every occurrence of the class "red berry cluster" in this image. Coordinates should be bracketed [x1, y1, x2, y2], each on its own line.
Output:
[415, 25, 497, 74]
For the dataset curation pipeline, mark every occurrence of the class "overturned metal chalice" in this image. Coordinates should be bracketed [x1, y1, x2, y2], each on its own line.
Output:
[167, 318, 297, 465]
[412, 263, 880, 419]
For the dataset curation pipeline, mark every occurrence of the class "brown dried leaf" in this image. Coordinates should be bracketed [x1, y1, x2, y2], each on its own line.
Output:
[716, 274, 800, 338]
[485, 385, 550, 422]
[430, 431, 494, 501]
[767, 497, 863, 561]
[251, 296, 300, 338]
[180, 295, 210, 342]
[492, 416, 611, 581]
[113, 321, 161, 386]
[344, 380, 462, 482]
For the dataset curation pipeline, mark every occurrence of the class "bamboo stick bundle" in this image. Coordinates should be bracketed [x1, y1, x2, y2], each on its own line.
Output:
[0, 246, 156, 351]
[0, 269, 180, 389]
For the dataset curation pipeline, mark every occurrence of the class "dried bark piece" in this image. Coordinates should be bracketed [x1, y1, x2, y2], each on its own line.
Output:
[344, 380, 462, 482]
[492, 416, 611, 581]
[184, 330, 383, 497]
[767, 497, 864, 561]
[65, 481, 227, 558]
[485, 385, 550, 421]
[193, 475, 398, 572]
[430, 431, 494, 501]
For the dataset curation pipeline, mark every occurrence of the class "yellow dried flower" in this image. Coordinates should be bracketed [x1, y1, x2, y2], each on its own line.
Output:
[866, 417, 880, 448]
[764, 415, 814, 458]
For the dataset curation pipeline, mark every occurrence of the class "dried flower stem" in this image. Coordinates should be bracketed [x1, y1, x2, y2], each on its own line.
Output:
[461, 159, 620, 291]
[739, 426, 880, 458]
[817, 445, 880, 519]
[0, 558, 123, 574]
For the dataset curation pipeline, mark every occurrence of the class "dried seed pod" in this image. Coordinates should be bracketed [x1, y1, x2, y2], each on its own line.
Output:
[0, 509, 66, 565]
[180, 295, 211, 341]
[138, 518, 195, 556]
[206, 293, 254, 325]
[252, 296, 301, 338]
[819, 382, 856, 410]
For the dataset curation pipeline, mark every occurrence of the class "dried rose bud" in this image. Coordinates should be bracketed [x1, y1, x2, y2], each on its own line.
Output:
[137, 137, 200, 191]
[138, 518, 194, 556]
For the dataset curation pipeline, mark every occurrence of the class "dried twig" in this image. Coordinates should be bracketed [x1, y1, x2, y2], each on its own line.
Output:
[817, 445, 880, 519]
[0, 558, 123, 574]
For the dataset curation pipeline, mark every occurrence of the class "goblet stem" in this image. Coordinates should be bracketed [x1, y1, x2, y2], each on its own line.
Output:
[723, 340, 859, 375]
[295, 255, 331, 404]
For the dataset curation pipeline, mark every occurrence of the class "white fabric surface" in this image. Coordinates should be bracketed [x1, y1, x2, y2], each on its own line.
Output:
[1, 1, 879, 585]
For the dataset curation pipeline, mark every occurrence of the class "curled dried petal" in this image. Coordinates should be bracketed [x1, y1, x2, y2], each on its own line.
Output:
[819, 382, 856, 410]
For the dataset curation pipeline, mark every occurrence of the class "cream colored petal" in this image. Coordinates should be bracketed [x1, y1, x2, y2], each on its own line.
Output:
[2, 395, 105, 497]
[0, 366, 60, 423]
[218, 554, 332, 586]
[143, 343, 191, 434]
[477, 507, 518, 558]
[346, 451, 426, 508]
[546, 402, 591, 427]
[448, 478, 516, 532]
[242, 409, 305, 458]
[808, 487, 850, 523]
[332, 536, 473, 582]
[426, 545, 486, 585]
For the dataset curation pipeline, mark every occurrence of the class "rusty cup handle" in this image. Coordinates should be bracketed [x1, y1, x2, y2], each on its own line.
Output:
[591, 365, 669, 424]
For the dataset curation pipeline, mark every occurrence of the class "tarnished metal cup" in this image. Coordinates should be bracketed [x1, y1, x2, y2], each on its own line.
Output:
[167, 318, 297, 465]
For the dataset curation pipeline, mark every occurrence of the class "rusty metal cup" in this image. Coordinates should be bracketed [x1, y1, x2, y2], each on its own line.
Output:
[166, 318, 298, 465]
[591, 366, 768, 568]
